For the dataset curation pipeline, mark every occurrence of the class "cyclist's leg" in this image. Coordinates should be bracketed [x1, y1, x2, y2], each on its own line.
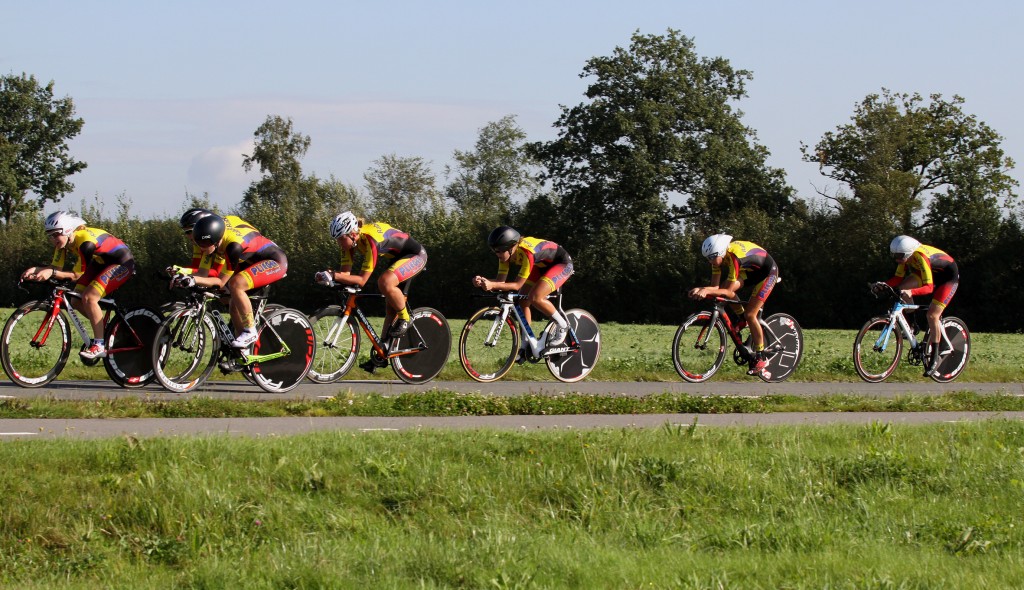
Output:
[229, 255, 286, 345]
[924, 280, 958, 374]
[381, 250, 427, 336]
[531, 262, 574, 344]
[78, 261, 134, 353]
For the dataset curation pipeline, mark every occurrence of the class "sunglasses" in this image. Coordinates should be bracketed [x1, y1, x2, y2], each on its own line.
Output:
[46, 230, 63, 238]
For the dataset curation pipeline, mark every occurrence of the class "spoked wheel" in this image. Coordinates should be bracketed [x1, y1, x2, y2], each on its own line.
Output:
[853, 316, 903, 383]
[0, 301, 72, 388]
[545, 308, 600, 383]
[391, 307, 451, 384]
[928, 316, 970, 383]
[672, 312, 727, 383]
[104, 306, 163, 388]
[758, 313, 804, 383]
[306, 306, 360, 384]
[458, 306, 520, 383]
[151, 307, 219, 393]
[249, 308, 316, 393]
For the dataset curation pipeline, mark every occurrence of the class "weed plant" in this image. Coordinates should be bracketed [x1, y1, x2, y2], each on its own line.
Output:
[1, 422, 1023, 588]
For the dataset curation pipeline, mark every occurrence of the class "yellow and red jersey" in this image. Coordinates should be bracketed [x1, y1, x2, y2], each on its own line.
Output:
[187, 215, 254, 276]
[885, 244, 958, 295]
[340, 222, 423, 274]
[51, 227, 132, 273]
[711, 241, 773, 284]
[498, 237, 571, 280]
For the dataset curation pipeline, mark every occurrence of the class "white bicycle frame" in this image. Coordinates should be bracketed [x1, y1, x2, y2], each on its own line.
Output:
[873, 298, 954, 361]
[483, 292, 567, 358]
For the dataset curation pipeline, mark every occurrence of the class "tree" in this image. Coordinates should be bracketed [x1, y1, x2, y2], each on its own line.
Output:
[801, 89, 1018, 245]
[529, 29, 794, 244]
[444, 115, 538, 226]
[241, 115, 311, 210]
[363, 154, 442, 232]
[0, 73, 86, 223]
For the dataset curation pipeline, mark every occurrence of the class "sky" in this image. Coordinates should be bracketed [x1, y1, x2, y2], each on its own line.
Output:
[4, 0, 1022, 219]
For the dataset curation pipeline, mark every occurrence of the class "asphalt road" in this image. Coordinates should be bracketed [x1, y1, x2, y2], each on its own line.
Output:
[1, 379, 1023, 440]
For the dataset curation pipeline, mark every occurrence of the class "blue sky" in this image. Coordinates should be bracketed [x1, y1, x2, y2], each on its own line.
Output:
[5, 0, 1022, 219]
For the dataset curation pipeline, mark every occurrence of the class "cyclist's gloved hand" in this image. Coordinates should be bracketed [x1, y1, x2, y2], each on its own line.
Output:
[314, 271, 335, 287]
[171, 273, 196, 288]
[166, 264, 185, 276]
[870, 282, 886, 294]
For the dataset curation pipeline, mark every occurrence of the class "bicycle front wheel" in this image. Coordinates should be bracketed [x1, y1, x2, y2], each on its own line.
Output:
[1, 301, 72, 388]
[391, 307, 451, 384]
[929, 316, 970, 383]
[151, 307, 219, 393]
[853, 316, 903, 383]
[104, 306, 163, 388]
[545, 308, 601, 383]
[758, 313, 804, 383]
[459, 306, 519, 383]
[672, 312, 727, 383]
[307, 305, 360, 383]
[250, 308, 315, 393]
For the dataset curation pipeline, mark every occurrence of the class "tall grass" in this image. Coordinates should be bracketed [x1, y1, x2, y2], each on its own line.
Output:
[1, 422, 1023, 588]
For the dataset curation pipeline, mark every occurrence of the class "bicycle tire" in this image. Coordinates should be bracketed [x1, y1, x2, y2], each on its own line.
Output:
[104, 306, 163, 388]
[545, 308, 600, 383]
[306, 305, 360, 383]
[250, 307, 316, 393]
[458, 306, 520, 383]
[672, 312, 727, 383]
[928, 316, 970, 383]
[758, 313, 804, 383]
[391, 307, 451, 384]
[0, 301, 72, 388]
[853, 316, 903, 383]
[151, 307, 220, 393]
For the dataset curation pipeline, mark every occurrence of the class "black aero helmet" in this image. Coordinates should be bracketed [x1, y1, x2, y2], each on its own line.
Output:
[192, 214, 225, 247]
[180, 207, 213, 231]
[487, 225, 521, 252]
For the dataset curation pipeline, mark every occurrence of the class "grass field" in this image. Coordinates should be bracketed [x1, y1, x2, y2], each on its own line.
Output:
[2, 307, 1020, 383]
[2, 422, 1023, 588]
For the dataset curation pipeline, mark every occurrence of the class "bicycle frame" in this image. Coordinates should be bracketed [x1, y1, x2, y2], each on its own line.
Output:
[183, 290, 290, 366]
[697, 297, 767, 361]
[29, 283, 143, 355]
[324, 288, 430, 361]
[872, 296, 955, 358]
[482, 291, 579, 360]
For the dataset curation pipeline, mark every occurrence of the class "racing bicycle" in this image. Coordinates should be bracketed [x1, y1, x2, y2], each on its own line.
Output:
[459, 289, 600, 383]
[150, 285, 315, 393]
[853, 283, 970, 383]
[306, 278, 451, 385]
[0, 279, 162, 388]
[672, 296, 804, 383]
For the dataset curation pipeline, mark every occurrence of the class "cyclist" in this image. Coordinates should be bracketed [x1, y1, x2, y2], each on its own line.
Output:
[471, 226, 573, 348]
[315, 212, 427, 342]
[872, 235, 959, 376]
[166, 208, 261, 279]
[688, 234, 778, 378]
[21, 211, 136, 359]
[176, 214, 287, 348]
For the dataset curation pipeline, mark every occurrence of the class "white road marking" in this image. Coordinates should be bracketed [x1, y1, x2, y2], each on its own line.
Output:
[0, 433, 38, 436]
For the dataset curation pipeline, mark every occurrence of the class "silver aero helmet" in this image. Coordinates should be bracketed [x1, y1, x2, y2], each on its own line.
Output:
[889, 235, 921, 261]
[330, 211, 359, 239]
[44, 211, 86, 237]
[701, 234, 732, 260]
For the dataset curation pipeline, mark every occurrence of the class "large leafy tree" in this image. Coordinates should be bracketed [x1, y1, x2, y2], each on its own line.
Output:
[801, 90, 1018, 249]
[529, 29, 793, 244]
[0, 74, 86, 223]
[241, 115, 311, 210]
[444, 115, 538, 226]
[364, 154, 442, 233]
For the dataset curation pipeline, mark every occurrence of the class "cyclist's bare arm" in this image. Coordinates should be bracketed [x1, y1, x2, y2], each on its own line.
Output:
[475, 273, 523, 292]
[331, 265, 372, 288]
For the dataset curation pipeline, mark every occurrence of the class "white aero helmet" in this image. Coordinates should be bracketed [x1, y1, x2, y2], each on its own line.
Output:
[701, 233, 732, 260]
[329, 211, 359, 239]
[889, 235, 921, 260]
[44, 211, 86, 236]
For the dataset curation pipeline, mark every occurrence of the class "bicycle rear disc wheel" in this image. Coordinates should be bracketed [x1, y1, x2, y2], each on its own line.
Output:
[104, 306, 163, 388]
[758, 313, 804, 383]
[391, 307, 451, 384]
[929, 317, 970, 383]
[672, 312, 727, 383]
[458, 306, 519, 383]
[545, 309, 600, 383]
[151, 307, 219, 393]
[853, 316, 903, 383]
[250, 308, 316, 393]
[1, 301, 72, 388]
[307, 306, 360, 383]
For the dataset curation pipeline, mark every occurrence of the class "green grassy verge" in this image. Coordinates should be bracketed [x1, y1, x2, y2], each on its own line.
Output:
[2, 422, 1023, 588]
[3, 309, 1023, 383]
[3, 390, 1024, 419]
